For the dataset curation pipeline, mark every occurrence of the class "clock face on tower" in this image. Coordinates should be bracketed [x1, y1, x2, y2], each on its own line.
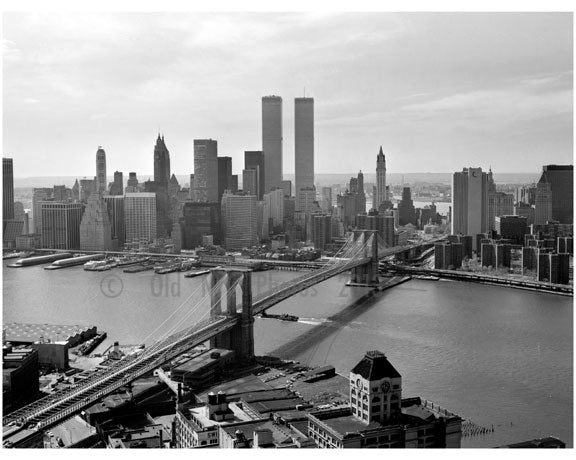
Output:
[356, 379, 363, 390]
[381, 381, 391, 393]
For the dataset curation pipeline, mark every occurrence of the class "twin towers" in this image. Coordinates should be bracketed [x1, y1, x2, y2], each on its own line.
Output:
[262, 96, 314, 206]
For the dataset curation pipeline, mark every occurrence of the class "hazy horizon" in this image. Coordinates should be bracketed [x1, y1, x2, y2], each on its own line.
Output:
[4, 12, 573, 177]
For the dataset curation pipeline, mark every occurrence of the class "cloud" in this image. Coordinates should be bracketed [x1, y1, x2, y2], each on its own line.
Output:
[89, 113, 108, 120]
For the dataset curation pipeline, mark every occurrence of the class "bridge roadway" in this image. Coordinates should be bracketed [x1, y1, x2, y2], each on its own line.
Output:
[3, 256, 371, 432]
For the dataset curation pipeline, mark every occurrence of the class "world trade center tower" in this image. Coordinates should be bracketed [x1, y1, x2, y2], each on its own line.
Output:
[262, 95, 283, 193]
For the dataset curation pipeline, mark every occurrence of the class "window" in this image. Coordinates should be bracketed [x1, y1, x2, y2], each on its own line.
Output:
[363, 414, 368, 421]
[393, 385, 399, 389]
[351, 397, 357, 404]
[372, 396, 381, 403]
[351, 388, 356, 396]
[363, 404, 368, 411]
[372, 405, 381, 412]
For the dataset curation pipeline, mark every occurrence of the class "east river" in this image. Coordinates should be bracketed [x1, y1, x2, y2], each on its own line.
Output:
[3, 262, 572, 448]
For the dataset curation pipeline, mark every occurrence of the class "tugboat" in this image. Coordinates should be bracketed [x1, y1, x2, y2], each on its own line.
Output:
[261, 312, 299, 322]
[184, 269, 211, 278]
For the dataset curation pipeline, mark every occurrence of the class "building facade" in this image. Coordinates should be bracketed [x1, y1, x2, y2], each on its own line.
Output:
[40, 202, 85, 249]
[3, 158, 14, 220]
[95, 147, 107, 194]
[376, 147, 386, 209]
[262, 96, 283, 193]
[124, 193, 157, 244]
[194, 139, 219, 202]
[221, 193, 258, 251]
[244, 151, 265, 200]
[79, 195, 113, 251]
[295, 97, 314, 207]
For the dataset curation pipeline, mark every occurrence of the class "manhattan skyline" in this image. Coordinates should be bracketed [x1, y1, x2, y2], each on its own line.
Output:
[3, 12, 573, 177]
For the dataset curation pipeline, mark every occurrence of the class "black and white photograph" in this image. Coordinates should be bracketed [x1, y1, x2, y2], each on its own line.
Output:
[1, 1, 573, 451]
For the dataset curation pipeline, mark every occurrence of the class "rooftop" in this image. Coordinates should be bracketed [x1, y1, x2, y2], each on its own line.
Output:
[351, 350, 402, 381]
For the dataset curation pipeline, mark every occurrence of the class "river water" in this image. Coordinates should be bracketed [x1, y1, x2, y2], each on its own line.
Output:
[2, 263, 572, 448]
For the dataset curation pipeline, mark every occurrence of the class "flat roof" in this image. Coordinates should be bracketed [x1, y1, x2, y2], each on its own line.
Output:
[172, 349, 233, 374]
[4, 322, 94, 344]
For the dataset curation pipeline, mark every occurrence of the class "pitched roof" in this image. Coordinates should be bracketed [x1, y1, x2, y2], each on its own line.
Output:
[351, 350, 401, 380]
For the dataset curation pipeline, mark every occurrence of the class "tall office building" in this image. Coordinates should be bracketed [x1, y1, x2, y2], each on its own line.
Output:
[72, 179, 80, 201]
[398, 187, 417, 226]
[263, 188, 285, 232]
[40, 202, 85, 249]
[242, 168, 258, 197]
[80, 179, 96, 202]
[193, 139, 219, 202]
[32, 188, 54, 234]
[109, 171, 123, 196]
[312, 215, 332, 250]
[103, 196, 125, 248]
[537, 165, 573, 224]
[262, 96, 283, 192]
[244, 151, 265, 199]
[124, 193, 157, 243]
[217, 156, 233, 201]
[180, 202, 221, 249]
[534, 180, 553, 225]
[452, 167, 489, 250]
[296, 186, 317, 215]
[153, 135, 172, 238]
[3, 158, 14, 220]
[126, 172, 139, 192]
[295, 97, 314, 208]
[95, 147, 107, 194]
[153, 134, 170, 186]
[281, 180, 292, 198]
[79, 195, 113, 251]
[376, 147, 387, 208]
[169, 174, 180, 198]
[221, 192, 258, 251]
[321, 187, 333, 213]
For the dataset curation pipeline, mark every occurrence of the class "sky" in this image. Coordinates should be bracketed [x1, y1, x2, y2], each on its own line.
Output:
[3, 11, 573, 178]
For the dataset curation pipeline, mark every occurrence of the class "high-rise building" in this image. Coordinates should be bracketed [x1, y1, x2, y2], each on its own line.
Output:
[40, 202, 85, 249]
[245, 151, 265, 200]
[337, 192, 357, 230]
[193, 139, 218, 202]
[495, 215, 528, 245]
[281, 180, 292, 198]
[242, 169, 258, 196]
[522, 246, 539, 275]
[221, 192, 258, 251]
[124, 193, 157, 243]
[296, 186, 317, 214]
[515, 184, 537, 206]
[534, 180, 553, 225]
[538, 252, 570, 284]
[434, 242, 463, 270]
[126, 172, 139, 192]
[376, 147, 387, 209]
[168, 174, 180, 198]
[80, 179, 96, 202]
[230, 175, 238, 193]
[537, 165, 573, 224]
[72, 179, 80, 201]
[481, 243, 496, 267]
[3, 158, 14, 220]
[217, 156, 233, 202]
[312, 215, 332, 250]
[110, 171, 123, 196]
[79, 195, 113, 251]
[321, 187, 333, 213]
[95, 147, 107, 193]
[295, 97, 314, 207]
[153, 134, 170, 187]
[32, 188, 53, 234]
[452, 167, 489, 250]
[52, 185, 68, 201]
[103, 196, 125, 248]
[487, 173, 514, 230]
[262, 96, 283, 192]
[180, 202, 221, 249]
[263, 188, 284, 233]
[398, 187, 417, 226]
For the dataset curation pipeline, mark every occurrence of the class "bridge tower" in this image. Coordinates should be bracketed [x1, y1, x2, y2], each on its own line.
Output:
[349, 229, 380, 286]
[209, 267, 254, 362]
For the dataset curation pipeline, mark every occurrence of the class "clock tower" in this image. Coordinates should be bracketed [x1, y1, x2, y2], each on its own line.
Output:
[349, 350, 402, 424]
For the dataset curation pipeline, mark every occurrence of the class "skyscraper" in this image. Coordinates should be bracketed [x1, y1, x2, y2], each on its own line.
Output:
[124, 193, 157, 243]
[244, 151, 265, 199]
[262, 96, 283, 193]
[263, 188, 285, 232]
[109, 172, 123, 196]
[180, 202, 221, 249]
[537, 165, 573, 224]
[126, 172, 139, 192]
[40, 202, 85, 249]
[95, 147, 107, 194]
[242, 169, 258, 196]
[193, 139, 218, 202]
[398, 187, 417, 226]
[534, 180, 553, 225]
[221, 192, 258, 251]
[452, 167, 489, 249]
[80, 195, 113, 251]
[103, 195, 125, 248]
[376, 147, 387, 208]
[217, 156, 233, 201]
[3, 158, 14, 220]
[295, 97, 314, 208]
[153, 134, 170, 186]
